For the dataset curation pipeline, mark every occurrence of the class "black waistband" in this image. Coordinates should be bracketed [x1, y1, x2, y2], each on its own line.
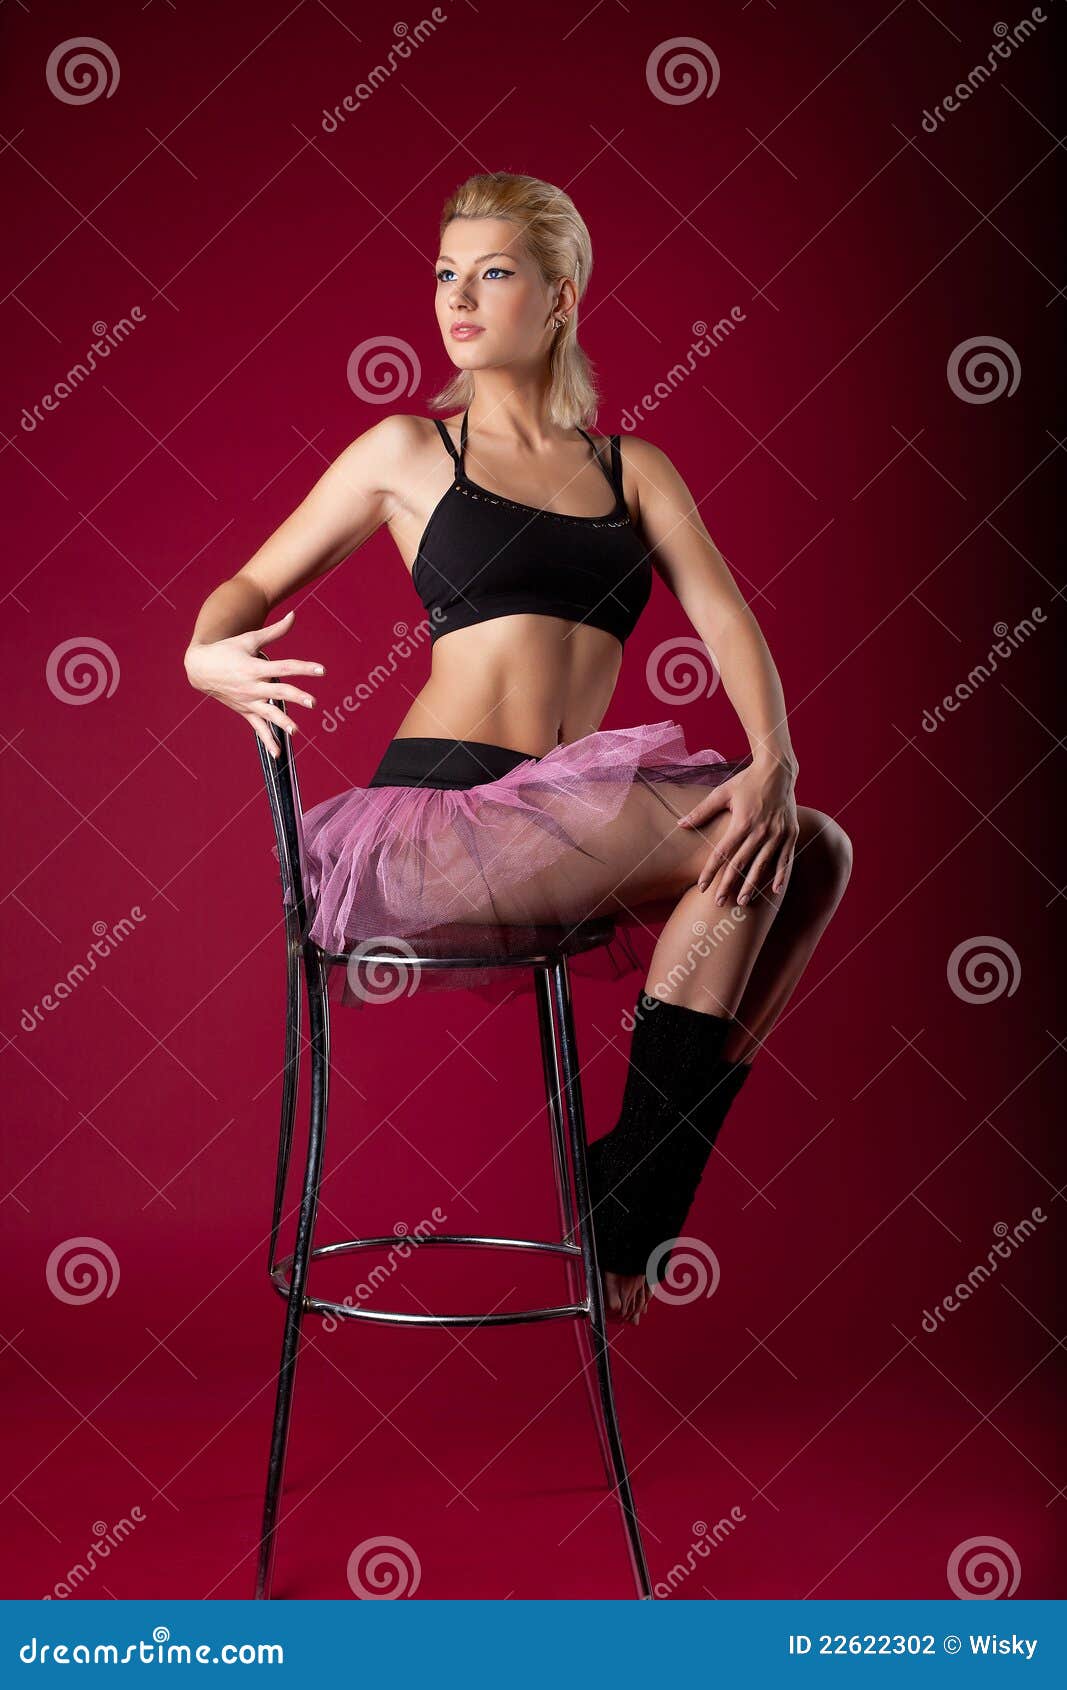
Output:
[368, 736, 542, 790]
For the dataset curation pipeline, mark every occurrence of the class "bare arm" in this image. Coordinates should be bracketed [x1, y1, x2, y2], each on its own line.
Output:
[184, 414, 411, 758]
[625, 436, 800, 905]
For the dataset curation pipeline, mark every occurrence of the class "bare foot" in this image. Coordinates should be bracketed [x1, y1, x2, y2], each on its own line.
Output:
[603, 1270, 654, 1325]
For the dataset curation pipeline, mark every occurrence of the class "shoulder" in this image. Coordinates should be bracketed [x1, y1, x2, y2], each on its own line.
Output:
[331, 413, 446, 491]
[613, 432, 683, 515]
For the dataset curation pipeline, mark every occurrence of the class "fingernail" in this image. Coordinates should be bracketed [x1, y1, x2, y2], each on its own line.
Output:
[315, 665, 325, 674]
[716, 894, 726, 905]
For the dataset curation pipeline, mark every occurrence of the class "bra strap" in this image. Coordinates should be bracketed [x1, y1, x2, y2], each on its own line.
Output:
[432, 412, 465, 474]
[577, 425, 622, 503]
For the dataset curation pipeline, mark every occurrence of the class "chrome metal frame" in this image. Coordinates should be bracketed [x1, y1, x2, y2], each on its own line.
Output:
[252, 704, 653, 1600]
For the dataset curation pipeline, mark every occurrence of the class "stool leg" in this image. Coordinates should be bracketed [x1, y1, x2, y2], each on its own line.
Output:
[550, 959, 655, 1601]
[534, 970, 615, 1487]
[254, 944, 331, 1599]
[267, 910, 304, 1279]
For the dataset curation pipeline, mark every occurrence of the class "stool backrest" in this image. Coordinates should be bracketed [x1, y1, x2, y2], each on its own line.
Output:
[256, 700, 313, 936]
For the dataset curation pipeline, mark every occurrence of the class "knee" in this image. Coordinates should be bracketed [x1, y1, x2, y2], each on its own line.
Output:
[794, 808, 853, 904]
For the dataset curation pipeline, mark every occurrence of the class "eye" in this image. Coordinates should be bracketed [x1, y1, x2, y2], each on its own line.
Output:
[436, 266, 514, 282]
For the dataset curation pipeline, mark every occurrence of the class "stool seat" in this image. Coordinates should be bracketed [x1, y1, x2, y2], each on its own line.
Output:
[323, 914, 617, 970]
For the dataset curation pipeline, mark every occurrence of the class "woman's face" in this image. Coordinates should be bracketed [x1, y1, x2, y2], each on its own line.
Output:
[434, 216, 559, 371]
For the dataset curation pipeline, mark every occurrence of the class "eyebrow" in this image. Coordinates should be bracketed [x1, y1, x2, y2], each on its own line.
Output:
[435, 251, 516, 265]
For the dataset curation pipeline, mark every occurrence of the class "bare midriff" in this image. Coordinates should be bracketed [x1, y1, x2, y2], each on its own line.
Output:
[392, 613, 624, 756]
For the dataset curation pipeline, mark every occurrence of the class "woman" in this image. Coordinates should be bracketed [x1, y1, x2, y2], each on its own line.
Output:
[184, 172, 853, 1329]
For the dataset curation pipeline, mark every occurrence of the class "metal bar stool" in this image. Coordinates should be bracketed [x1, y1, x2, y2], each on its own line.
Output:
[251, 703, 654, 1600]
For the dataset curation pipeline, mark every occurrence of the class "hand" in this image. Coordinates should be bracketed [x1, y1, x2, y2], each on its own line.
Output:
[676, 755, 799, 906]
[184, 607, 325, 760]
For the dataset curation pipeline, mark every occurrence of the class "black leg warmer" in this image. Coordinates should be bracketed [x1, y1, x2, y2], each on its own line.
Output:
[584, 989, 752, 1285]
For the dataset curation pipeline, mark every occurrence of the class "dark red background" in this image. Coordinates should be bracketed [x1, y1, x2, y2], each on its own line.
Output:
[2, 0, 1062, 1600]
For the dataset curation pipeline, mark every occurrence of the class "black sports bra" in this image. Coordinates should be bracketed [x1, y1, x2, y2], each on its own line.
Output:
[411, 408, 653, 649]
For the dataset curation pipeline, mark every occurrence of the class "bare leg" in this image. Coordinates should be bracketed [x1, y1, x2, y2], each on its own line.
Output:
[606, 806, 853, 1322]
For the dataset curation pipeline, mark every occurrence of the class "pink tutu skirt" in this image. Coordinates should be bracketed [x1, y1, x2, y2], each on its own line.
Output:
[294, 720, 753, 1008]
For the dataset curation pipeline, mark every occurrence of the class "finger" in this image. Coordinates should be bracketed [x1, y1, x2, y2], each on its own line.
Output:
[772, 839, 797, 896]
[254, 658, 326, 677]
[735, 837, 782, 906]
[248, 716, 281, 760]
[248, 681, 318, 709]
[715, 831, 767, 905]
[697, 825, 749, 894]
[245, 700, 298, 736]
[251, 608, 295, 646]
[676, 783, 733, 830]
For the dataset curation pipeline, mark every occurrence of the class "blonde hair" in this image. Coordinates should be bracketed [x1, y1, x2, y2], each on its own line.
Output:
[426, 171, 599, 429]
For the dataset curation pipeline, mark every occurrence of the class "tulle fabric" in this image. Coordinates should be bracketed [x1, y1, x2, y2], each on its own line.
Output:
[293, 720, 753, 1010]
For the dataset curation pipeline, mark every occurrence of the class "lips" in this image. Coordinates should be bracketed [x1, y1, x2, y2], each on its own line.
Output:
[450, 323, 484, 338]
